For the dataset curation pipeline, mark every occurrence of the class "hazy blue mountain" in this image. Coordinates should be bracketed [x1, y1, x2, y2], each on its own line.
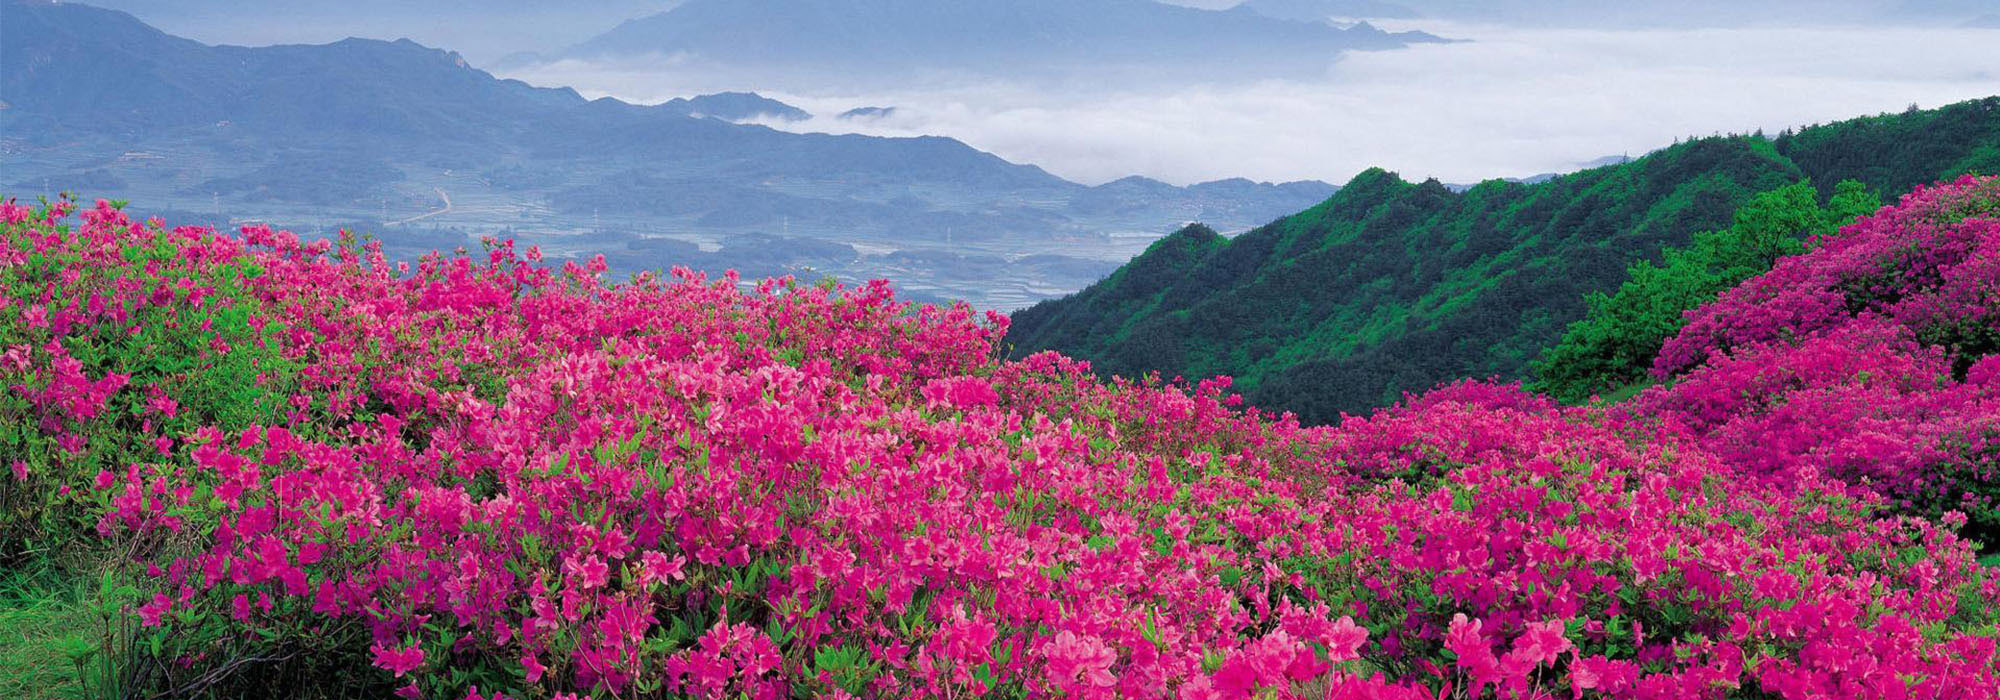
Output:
[3, 1, 1338, 310]
[1070, 177, 1338, 220]
[1090, 176, 1190, 199]
[59, 0, 683, 63]
[1187, 177, 1336, 200]
[658, 92, 811, 122]
[2, 1, 1057, 187]
[563, 0, 1448, 85]
[1492, 155, 1635, 188]
[1237, 0, 1421, 22]
[839, 107, 899, 121]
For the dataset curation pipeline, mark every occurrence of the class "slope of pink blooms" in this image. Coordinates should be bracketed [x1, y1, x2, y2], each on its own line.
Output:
[1642, 175, 2000, 537]
[3, 186, 1998, 700]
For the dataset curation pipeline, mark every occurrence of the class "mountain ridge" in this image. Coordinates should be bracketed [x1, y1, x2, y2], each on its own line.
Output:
[3, 0, 1343, 310]
[559, 0, 1450, 86]
[1008, 97, 2000, 422]
[657, 92, 812, 122]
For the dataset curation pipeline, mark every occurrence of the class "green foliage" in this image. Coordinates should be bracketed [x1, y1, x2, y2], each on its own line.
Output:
[0, 204, 394, 699]
[1011, 137, 1807, 421]
[0, 557, 145, 700]
[1532, 180, 1882, 402]
[1775, 97, 2000, 198]
[0, 215, 298, 563]
[1008, 97, 2000, 423]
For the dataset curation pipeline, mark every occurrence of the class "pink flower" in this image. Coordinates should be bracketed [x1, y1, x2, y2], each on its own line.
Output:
[565, 555, 609, 590]
[1042, 630, 1118, 690]
[1176, 675, 1220, 700]
[1445, 614, 1501, 694]
[462, 687, 519, 700]
[921, 376, 1000, 410]
[665, 620, 782, 696]
[639, 551, 686, 587]
[136, 593, 171, 627]
[521, 652, 546, 683]
[1327, 616, 1368, 662]
[372, 641, 426, 677]
[1507, 619, 1573, 669]
[1570, 655, 1638, 696]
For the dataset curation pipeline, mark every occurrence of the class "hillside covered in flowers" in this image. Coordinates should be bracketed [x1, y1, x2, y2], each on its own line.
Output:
[3, 176, 2000, 699]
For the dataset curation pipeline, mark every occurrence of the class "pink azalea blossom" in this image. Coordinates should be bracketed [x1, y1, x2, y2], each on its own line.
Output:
[371, 641, 426, 677]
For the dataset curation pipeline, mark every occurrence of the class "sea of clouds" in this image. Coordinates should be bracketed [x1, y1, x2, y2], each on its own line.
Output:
[501, 22, 2000, 186]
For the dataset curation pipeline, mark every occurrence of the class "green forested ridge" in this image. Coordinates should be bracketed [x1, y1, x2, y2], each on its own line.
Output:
[1007, 97, 2000, 423]
[1530, 180, 1882, 403]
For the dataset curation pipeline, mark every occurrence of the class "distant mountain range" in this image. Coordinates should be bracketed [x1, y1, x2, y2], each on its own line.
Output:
[48, 0, 684, 63]
[1455, 155, 1631, 190]
[839, 107, 898, 121]
[559, 0, 1448, 86]
[63, 0, 1996, 72]
[656, 92, 812, 122]
[1236, 0, 1421, 22]
[1009, 97, 2000, 422]
[1235, 0, 2000, 27]
[1, 0, 1339, 309]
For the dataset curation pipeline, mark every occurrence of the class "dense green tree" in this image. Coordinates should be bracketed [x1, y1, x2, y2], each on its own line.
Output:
[1530, 180, 1882, 403]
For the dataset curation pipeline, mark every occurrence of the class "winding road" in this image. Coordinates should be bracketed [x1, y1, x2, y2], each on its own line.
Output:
[388, 187, 451, 226]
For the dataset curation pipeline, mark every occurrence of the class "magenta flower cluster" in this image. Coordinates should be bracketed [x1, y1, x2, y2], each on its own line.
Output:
[3, 181, 1998, 700]
[1644, 175, 2000, 523]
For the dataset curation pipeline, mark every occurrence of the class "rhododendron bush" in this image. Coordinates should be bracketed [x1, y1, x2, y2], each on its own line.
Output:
[2, 184, 1998, 700]
[1644, 175, 2000, 542]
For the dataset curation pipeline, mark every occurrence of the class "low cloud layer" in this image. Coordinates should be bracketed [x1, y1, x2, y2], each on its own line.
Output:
[503, 23, 2000, 186]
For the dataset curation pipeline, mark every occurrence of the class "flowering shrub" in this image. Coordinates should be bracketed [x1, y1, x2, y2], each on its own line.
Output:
[1643, 175, 2000, 541]
[0, 198, 295, 561]
[4, 192, 1999, 699]
[1657, 175, 2000, 376]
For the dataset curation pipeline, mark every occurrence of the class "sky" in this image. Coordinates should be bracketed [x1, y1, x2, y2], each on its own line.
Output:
[501, 20, 2000, 186]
